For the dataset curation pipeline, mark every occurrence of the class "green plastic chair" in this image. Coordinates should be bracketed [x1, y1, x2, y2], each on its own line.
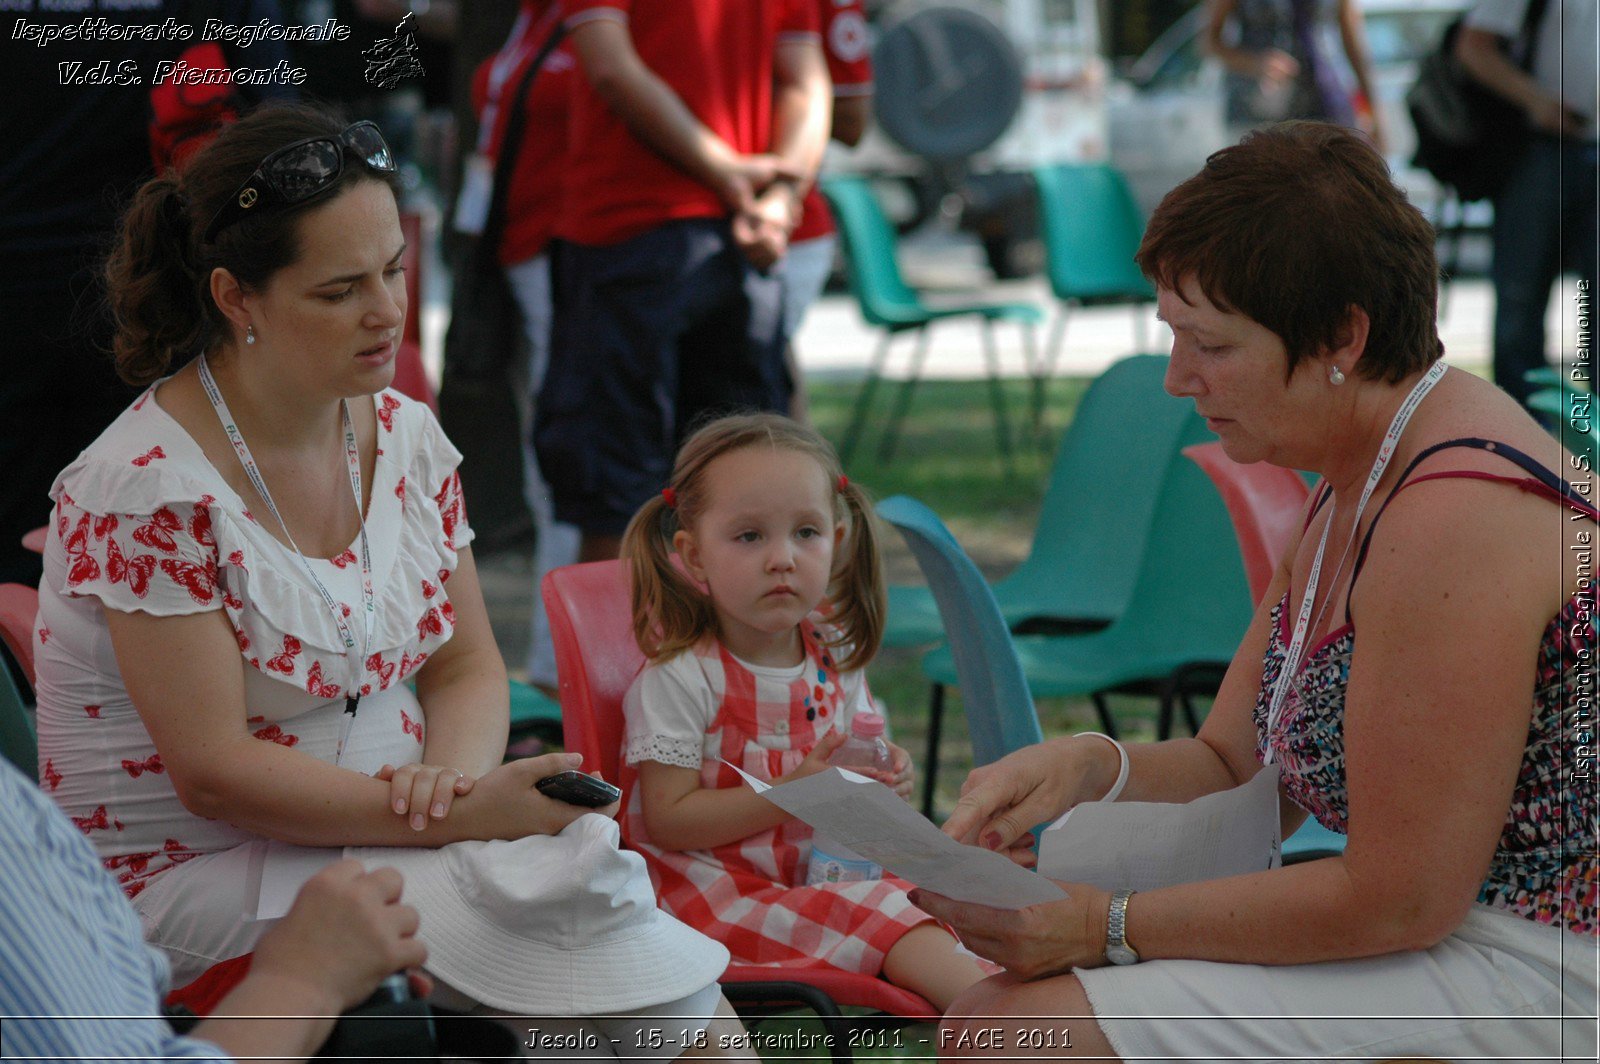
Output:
[877, 496, 1044, 816]
[1528, 386, 1599, 466]
[820, 175, 1044, 465]
[1031, 163, 1157, 429]
[508, 678, 562, 743]
[920, 411, 1254, 739]
[884, 354, 1196, 649]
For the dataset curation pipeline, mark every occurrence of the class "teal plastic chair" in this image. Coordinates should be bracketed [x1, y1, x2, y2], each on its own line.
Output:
[820, 175, 1044, 465]
[508, 678, 562, 744]
[877, 496, 1044, 817]
[0, 584, 39, 778]
[1528, 386, 1599, 466]
[884, 354, 1194, 649]
[921, 412, 1254, 740]
[1031, 163, 1157, 429]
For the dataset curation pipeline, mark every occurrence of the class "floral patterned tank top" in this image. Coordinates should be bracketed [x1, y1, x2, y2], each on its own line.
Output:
[1254, 438, 1597, 934]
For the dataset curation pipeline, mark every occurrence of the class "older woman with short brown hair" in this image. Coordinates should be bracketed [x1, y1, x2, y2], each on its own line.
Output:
[915, 122, 1597, 1061]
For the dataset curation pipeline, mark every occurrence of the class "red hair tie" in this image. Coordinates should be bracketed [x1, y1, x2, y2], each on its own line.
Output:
[836, 475, 849, 492]
[661, 487, 678, 508]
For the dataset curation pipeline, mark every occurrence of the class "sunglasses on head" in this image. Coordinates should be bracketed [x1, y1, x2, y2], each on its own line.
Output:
[203, 120, 396, 244]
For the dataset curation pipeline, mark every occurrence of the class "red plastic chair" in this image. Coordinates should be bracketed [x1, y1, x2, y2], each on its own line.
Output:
[541, 561, 937, 1059]
[0, 583, 38, 689]
[21, 526, 47, 556]
[1182, 442, 1312, 606]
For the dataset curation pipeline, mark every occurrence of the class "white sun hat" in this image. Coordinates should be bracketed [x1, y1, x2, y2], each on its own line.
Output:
[348, 814, 729, 1015]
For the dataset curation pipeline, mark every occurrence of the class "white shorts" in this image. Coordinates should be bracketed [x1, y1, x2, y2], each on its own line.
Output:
[1076, 905, 1599, 1062]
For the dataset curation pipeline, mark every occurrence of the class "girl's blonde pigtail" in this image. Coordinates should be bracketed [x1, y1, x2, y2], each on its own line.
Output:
[826, 479, 887, 672]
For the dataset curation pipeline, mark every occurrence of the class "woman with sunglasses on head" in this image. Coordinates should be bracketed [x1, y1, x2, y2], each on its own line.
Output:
[31, 104, 749, 1055]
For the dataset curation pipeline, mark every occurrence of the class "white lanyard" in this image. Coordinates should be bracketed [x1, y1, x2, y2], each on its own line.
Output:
[1263, 361, 1448, 763]
[198, 356, 375, 761]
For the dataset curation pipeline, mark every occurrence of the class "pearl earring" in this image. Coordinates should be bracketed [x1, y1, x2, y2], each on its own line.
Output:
[1328, 365, 1345, 386]
[245, 324, 256, 346]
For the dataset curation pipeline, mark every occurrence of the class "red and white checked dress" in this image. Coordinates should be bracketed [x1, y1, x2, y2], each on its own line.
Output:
[33, 386, 470, 984]
[621, 617, 935, 974]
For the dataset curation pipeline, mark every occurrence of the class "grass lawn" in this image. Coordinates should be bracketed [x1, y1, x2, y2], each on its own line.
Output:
[804, 376, 1185, 820]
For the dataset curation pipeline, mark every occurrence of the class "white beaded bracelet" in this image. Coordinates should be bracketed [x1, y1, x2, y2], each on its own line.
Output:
[1076, 731, 1129, 803]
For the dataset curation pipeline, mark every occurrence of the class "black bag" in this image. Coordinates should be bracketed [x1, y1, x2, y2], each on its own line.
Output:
[437, 23, 566, 551]
[1406, 0, 1548, 203]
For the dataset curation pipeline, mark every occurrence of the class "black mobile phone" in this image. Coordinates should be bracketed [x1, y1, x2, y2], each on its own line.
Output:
[535, 769, 622, 807]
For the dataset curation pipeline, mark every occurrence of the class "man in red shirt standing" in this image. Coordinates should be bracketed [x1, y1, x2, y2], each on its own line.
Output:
[535, 0, 831, 561]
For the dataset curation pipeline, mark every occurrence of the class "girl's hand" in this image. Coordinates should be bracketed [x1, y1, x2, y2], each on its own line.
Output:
[375, 763, 475, 832]
[907, 882, 1112, 980]
[878, 741, 915, 801]
[778, 727, 849, 785]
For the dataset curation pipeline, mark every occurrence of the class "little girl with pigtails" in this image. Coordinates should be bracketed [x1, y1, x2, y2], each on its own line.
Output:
[618, 412, 991, 1009]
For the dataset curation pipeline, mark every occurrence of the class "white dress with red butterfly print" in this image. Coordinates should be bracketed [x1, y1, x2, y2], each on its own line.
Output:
[32, 385, 472, 984]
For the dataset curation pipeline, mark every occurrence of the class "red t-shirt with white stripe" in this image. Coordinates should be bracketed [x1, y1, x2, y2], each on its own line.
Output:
[793, 0, 874, 245]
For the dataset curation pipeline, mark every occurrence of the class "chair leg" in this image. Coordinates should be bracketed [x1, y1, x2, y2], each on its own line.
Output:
[922, 683, 945, 820]
[978, 319, 1014, 467]
[1090, 692, 1119, 739]
[1180, 688, 1203, 737]
[840, 331, 893, 465]
[878, 327, 931, 463]
[721, 982, 855, 1064]
[1018, 320, 1045, 442]
[1134, 303, 1150, 352]
[1035, 310, 1069, 437]
[1156, 677, 1178, 741]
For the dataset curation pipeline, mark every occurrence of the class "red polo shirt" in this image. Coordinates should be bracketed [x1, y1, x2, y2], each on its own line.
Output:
[792, 0, 874, 245]
[556, 0, 820, 248]
[472, 1, 576, 265]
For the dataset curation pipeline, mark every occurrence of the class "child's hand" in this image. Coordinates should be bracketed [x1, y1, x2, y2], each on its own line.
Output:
[880, 742, 916, 801]
[779, 727, 849, 784]
[375, 763, 476, 832]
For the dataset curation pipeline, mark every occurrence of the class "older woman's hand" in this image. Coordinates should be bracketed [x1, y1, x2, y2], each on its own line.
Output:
[908, 883, 1114, 980]
[941, 739, 1083, 858]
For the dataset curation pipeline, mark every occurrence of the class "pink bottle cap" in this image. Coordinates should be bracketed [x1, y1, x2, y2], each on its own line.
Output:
[849, 711, 885, 738]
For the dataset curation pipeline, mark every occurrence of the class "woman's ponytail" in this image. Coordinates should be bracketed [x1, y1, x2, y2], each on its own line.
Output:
[103, 175, 213, 386]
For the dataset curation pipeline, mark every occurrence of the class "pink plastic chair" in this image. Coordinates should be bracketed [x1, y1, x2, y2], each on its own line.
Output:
[1182, 442, 1312, 606]
[541, 561, 937, 1059]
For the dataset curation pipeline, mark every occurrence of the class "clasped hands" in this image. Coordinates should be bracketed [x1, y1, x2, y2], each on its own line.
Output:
[375, 751, 620, 838]
[714, 153, 807, 272]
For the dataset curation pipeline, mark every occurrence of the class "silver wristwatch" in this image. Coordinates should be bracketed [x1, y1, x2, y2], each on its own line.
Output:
[1105, 888, 1140, 965]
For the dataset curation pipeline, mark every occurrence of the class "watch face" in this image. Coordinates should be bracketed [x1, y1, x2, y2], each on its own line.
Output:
[1106, 944, 1140, 966]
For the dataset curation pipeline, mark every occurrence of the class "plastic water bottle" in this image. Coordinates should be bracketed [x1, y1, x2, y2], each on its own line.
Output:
[805, 711, 893, 886]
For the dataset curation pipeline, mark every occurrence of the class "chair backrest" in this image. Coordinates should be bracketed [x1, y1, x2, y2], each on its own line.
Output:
[1107, 429, 1256, 658]
[877, 496, 1043, 767]
[1000, 354, 1197, 622]
[819, 175, 924, 326]
[1529, 386, 1599, 467]
[1032, 163, 1156, 305]
[1182, 443, 1311, 605]
[541, 560, 642, 783]
[0, 583, 39, 689]
[399, 209, 423, 347]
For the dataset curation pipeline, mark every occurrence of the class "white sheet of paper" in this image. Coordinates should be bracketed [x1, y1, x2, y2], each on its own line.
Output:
[256, 842, 342, 922]
[729, 763, 1065, 908]
[1038, 763, 1282, 892]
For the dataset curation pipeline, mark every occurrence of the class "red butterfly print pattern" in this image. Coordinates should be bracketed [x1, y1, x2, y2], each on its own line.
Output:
[84, 704, 101, 718]
[64, 515, 101, 586]
[440, 601, 456, 627]
[438, 568, 450, 585]
[234, 626, 251, 653]
[265, 635, 302, 674]
[37, 625, 49, 645]
[41, 759, 62, 791]
[252, 723, 299, 747]
[228, 549, 248, 572]
[366, 652, 395, 690]
[416, 607, 443, 640]
[395, 476, 407, 506]
[72, 805, 125, 834]
[330, 548, 357, 569]
[434, 472, 463, 548]
[159, 557, 217, 604]
[93, 514, 119, 539]
[190, 505, 216, 551]
[399, 651, 429, 680]
[222, 587, 244, 612]
[132, 507, 182, 552]
[378, 392, 402, 432]
[121, 753, 165, 779]
[420, 578, 437, 600]
[105, 539, 155, 598]
[130, 446, 166, 467]
[400, 709, 423, 742]
[306, 661, 341, 699]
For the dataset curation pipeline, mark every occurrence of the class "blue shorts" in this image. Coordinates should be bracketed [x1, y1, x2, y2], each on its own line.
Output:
[534, 218, 790, 535]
